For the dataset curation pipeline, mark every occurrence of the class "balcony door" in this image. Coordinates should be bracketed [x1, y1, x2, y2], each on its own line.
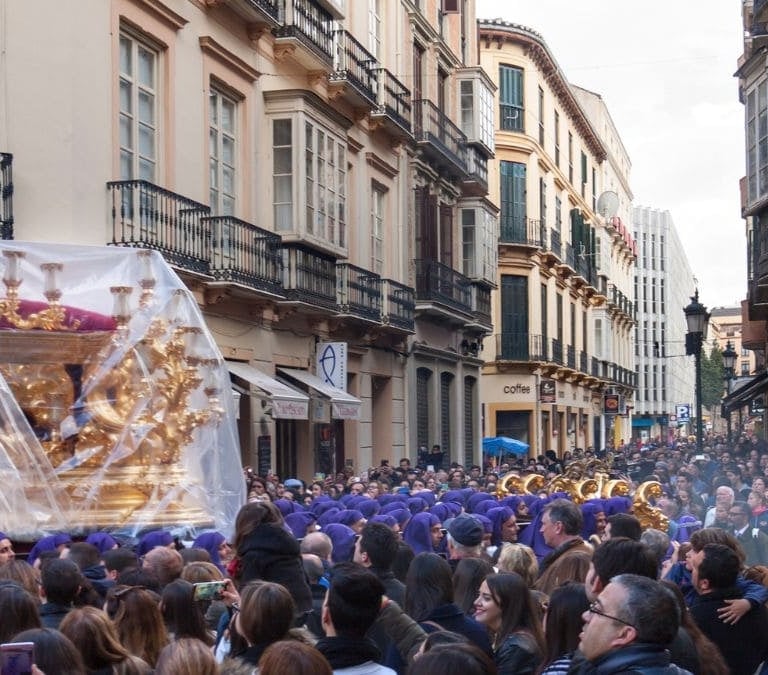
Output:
[501, 274, 528, 360]
[500, 161, 526, 241]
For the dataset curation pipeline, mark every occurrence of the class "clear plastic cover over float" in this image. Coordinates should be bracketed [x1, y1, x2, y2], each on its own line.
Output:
[0, 242, 245, 541]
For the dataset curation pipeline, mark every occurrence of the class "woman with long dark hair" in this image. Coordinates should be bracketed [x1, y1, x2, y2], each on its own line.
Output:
[538, 583, 589, 675]
[230, 501, 312, 614]
[473, 572, 544, 675]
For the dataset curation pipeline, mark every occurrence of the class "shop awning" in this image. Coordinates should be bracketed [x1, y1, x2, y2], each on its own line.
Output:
[722, 370, 768, 415]
[226, 361, 309, 420]
[631, 418, 654, 428]
[278, 367, 362, 420]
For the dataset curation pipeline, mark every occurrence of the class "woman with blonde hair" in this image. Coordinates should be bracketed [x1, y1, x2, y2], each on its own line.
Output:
[155, 638, 218, 675]
[105, 585, 169, 667]
[59, 606, 151, 674]
[496, 543, 538, 587]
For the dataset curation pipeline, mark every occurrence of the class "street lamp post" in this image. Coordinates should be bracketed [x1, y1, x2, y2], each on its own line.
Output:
[684, 290, 710, 454]
[722, 340, 737, 443]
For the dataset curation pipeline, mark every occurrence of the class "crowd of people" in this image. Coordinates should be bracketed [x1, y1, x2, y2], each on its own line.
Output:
[3, 433, 768, 673]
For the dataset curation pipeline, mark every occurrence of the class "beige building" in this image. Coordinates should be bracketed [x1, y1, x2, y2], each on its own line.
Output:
[0, 0, 495, 479]
[477, 20, 636, 457]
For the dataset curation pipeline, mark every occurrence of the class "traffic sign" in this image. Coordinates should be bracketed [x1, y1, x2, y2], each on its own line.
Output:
[676, 404, 690, 423]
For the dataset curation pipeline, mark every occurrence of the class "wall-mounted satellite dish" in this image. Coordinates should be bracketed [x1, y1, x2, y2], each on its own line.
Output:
[596, 191, 619, 219]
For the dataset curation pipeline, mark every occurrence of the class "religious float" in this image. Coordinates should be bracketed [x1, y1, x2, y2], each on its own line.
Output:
[0, 242, 244, 541]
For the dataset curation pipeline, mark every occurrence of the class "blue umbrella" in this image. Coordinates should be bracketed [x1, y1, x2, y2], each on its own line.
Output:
[483, 436, 529, 456]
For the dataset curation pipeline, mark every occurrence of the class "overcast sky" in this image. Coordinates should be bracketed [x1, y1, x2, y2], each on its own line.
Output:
[476, 0, 746, 310]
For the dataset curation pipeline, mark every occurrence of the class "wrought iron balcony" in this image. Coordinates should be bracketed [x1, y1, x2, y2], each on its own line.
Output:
[274, 0, 335, 67]
[579, 350, 588, 374]
[499, 216, 543, 247]
[370, 68, 412, 138]
[495, 333, 547, 361]
[107, 180, 211, 275]
[566, 345, 576, 369]
[336, 262, 381, 321]
[551, 338, 564, 366]
[204, 215, 283, 297]
[329, 30, 378, 106]
[281, 244, 337, 310]
[414, 259, 472, 315]
[413, 99, 468, 179]
[382, 278, 415, 332]
[563, 242, 575, 270]
[591, 356, 600, 377]
[0, 153, 13, 240]
[211, 0, 281, 25]
[549, 228, 561, 259]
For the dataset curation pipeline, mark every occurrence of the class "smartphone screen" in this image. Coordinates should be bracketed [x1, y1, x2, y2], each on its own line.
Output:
[192, 580, 227, 601]
[1, 642, 34, 675]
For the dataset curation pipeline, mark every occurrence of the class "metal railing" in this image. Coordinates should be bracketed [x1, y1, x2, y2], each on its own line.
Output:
[567, 344, 576, 369]
[495, 333, 547, 361]
[499, 216, 543, 247]
[0, 153, 13, 240]
[414, 259, 472, 314]
[204, 215, 283, 296]
[500, 104, 524, 132]
[107, 180, 211, 275]
[243, 0, 281, 21]
[413, 99, 468, 174]
[382, 278, 415, 331]
[281, 244, 337, 309]
[336, 262, 381, 320]
[330, 30, 378, 104]
[370, 68, 412, 134]
[275, 0, 335, 63]
[551, 338, 564, 365]
[549, 228, 561, 258]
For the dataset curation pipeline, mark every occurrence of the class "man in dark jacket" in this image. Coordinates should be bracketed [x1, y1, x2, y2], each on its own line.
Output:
[689, 543, 768, 675]
[39, 558, 82, 629]
[575, 574, 691, 674]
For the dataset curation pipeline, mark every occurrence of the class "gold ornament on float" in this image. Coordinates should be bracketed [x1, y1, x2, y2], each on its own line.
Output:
[0, 244, 244, 540]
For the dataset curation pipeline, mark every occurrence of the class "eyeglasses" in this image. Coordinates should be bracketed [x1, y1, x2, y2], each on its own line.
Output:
[588, 601, 635, 628]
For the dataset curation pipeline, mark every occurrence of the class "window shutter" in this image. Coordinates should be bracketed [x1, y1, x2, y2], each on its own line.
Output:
[442, 0, 460, 13]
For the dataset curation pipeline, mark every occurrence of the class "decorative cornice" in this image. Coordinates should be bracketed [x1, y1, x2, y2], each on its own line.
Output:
[130, 0, 188, 29]
[199, 36, 260, 82]
[366, 152, 399, 178]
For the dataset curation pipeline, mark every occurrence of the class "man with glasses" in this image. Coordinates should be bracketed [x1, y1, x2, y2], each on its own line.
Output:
[576, 574, 691, 674]
[729, 500, 768, 566]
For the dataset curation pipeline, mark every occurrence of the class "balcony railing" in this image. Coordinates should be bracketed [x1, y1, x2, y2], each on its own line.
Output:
[382, 278, 415, 331]
[414, 259, 472, 314]
[0, 153, 13, 240]
[563, 242, 575, 270]
[336, 262, 381, 320]
[495, 333, 547, 361]
[499, 216, 543, 247]
[370, 68, 412, 135]
[330, 30, 378, 105]
[204, 215, 283, 297]
[107, 180, 211, 275]
[566, 344, 576, 369]
[500, 104, 524, 132]
[246, 0, 281, 21]
[282, 244, 337, 310]
[551, 338, 564, 365]
[413, 99, 468, 177]
[579, 350, 588, 373]
[275, 0, 335, 64]
[549, 228, 561, 259]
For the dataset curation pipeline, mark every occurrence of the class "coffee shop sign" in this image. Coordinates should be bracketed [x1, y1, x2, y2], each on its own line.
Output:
[503, 383, 531, 394]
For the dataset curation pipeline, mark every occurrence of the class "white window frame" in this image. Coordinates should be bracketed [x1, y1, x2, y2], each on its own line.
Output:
[209, 87, 237, 216]
[271, 114, 347, 251]
[368, 0, 381, 60]
[371, 183, 385, 274]
[119, 30, 159, 182]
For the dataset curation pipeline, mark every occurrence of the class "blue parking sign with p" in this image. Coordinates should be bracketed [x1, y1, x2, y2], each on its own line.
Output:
[676, 404, 690, 422]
